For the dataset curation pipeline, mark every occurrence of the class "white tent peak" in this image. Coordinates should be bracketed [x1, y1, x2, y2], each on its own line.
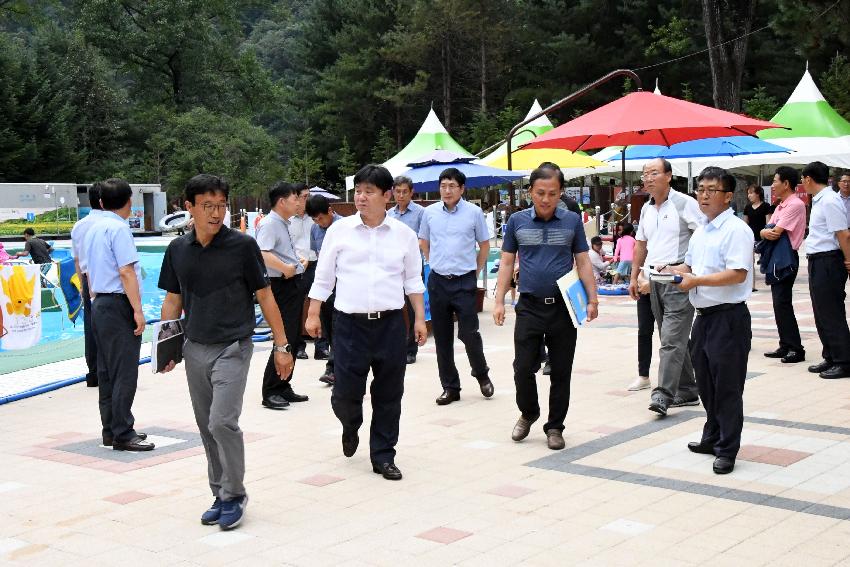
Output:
[654, 78, 661, 95]
[786, 69, 826, 105]
[419, 108, 450, 134]
[524, 99, 554, 128]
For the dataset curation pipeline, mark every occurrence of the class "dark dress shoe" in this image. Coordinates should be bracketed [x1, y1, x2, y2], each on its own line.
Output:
[687, 440, 716, 455]
[820, 365, 850, 379]
[511, 415, 538, 441]
[342, 429, 359, 457]
[809, 360, 833, 373]
[406, 353, 416, 365]
[478, 378, 494, 398]
[295, 348, 308, 360]
[281, 389, 309, 403]
[713, 456, 735, 474]
[113, 435, 155, 451]
[319, 372, 335, 385]
[314, 349, 329, 360]
[542, 362, 551, 375]
[103, 432, 147, 447]
[764, 348, 788, 359]
[262, 395, 290, 410]
[436, 390, 460, 405]
[372, 462, 402, 480]
[781, 350, 805, 363]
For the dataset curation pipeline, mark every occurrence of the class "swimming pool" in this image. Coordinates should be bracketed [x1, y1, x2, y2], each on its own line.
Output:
[26, 250, 167, 344]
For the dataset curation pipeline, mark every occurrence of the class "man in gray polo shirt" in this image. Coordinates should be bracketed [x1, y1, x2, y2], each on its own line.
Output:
[256, 181, 310, 409]
[629, 158, 705, 417]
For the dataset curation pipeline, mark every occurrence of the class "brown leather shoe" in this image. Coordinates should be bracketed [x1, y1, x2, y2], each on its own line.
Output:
[546, 429, 565, 450]
[478, 378, 494, 398]
[511, 415, 538, 441]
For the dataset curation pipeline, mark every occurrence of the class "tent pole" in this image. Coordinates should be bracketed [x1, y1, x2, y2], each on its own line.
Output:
[621, 149, 627, 200]
[688, 162, 693, 193]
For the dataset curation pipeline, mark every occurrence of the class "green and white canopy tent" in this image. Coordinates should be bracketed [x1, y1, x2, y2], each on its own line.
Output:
[345, 108, 473, 190]
[664, 68, 850, 176]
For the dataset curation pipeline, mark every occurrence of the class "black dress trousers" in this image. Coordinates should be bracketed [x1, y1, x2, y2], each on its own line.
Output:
[513, 295, 578, 433]
[427, 271, 489, 392]
[331, 309, 406, 465]
[690, 303, 751, 459]
[808, 252, 850, 366]
[637, 292, 655, 377]
[319, 290, 336, 375]
[92, 294, 142, 443]
[770, 251, 803, 353]
[82, 274, 98, 385]
[262, 276, 302, 399]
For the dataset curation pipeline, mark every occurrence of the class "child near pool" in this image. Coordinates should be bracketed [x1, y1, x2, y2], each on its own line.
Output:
[612, 223, 636, 285]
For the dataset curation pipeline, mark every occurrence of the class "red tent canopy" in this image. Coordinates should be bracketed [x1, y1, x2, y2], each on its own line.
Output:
[524, 91, 783, 152]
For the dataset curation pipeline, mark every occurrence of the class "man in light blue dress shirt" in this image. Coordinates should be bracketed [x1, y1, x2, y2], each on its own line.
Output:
[84, 178, 152, 452]
[419, 167, 493, 406]
[387, 175, 425, 364]
[672, 168, 753, 475]
[71, 183, 105, 387]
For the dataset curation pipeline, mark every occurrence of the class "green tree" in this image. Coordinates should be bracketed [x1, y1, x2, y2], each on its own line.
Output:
[147, 107, 284, 198]
[822, 55, 850, 121]
[335, 136, 357, 178]
[743, 85, 780, 120]
[287, 128, 323, 185]
[371, 126, 396, 163]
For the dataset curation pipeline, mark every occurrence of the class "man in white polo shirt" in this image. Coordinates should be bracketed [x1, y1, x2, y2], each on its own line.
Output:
[801, 162, 850, 379]
[629, 158, 705, 417]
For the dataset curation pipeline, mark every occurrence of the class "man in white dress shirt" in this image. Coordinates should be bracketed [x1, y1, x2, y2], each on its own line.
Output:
[801, 162, 850, 379]
[305, 164, 426, 481]
[672, 168, 753, 475]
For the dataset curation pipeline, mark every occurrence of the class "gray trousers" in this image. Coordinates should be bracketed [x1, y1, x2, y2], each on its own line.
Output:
[649, 281, 698, 400]
[184, 338, 253, 501]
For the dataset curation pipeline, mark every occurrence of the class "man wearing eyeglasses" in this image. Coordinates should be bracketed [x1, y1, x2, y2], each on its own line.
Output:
[255, 182, 310, 410]
[838, 173, 850, 230]
[159, 174, 294, 529]
[671, 167, 753, 475]
[629, 158, 705, 417]
[419, 167, 494, 406]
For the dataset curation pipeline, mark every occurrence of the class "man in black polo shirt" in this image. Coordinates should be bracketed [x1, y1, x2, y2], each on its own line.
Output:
[493, 167, 599, 450]
[159, 174, 293, 531]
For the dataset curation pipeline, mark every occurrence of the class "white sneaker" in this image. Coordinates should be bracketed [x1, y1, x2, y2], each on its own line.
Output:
[627, 377, 651, 391]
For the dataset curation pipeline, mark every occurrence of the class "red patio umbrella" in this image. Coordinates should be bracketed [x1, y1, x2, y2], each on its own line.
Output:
[524, 91, 782, 152]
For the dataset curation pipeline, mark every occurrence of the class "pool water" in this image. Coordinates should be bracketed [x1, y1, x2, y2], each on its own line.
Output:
[38, 251, 167, 343]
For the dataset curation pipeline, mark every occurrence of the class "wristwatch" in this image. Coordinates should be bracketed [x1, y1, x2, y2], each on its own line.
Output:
[272, 343, 292, 354]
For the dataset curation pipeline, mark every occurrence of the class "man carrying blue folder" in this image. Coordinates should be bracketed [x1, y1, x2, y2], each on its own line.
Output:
[493, 167, 599, 450]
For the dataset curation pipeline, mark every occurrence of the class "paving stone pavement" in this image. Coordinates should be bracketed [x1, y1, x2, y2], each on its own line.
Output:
[2, 261, 850, 566]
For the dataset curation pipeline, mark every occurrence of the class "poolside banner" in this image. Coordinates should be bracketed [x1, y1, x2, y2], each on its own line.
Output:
[57, 258, 82, 324]
[0, 264, 42, 350]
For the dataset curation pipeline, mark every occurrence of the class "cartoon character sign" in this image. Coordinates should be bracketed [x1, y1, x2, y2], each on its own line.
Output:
[0, 264, 42, 350]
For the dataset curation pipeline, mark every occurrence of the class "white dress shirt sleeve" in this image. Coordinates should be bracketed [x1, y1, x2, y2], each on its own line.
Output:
[725, 222, 755, 271]
[473, 208, 489, 243]
[824, 196, 850, 232]
[308, 223, 338, 302]
[402, 230, 426, 295]
[418, 209, 431, 240]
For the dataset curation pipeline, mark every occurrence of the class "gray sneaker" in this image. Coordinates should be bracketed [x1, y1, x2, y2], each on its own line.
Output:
[648, 392, 668, 416]
[670, 395, 700, 408]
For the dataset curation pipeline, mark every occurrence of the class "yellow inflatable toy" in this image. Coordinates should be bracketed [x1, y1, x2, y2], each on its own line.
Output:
[2, 266, 36, 317]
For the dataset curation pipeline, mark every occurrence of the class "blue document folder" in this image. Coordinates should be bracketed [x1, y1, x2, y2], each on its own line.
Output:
[556, 270, 588, 327]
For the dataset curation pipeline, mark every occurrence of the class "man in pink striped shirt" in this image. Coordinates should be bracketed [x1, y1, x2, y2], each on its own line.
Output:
[761, 166, 807, 363]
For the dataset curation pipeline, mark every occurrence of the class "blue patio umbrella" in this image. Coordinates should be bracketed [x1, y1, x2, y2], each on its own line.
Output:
[401, 160, 526, 192]
[605, 136, 790, 162]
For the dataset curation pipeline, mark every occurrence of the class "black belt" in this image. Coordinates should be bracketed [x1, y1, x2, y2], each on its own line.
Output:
[695, 302, 744, 316]
[433, 270, 474, 279]
[271, 273, 302, 281]
[521, 294, 561, 305]
[807, 250, 842, 259]
[95, 292, 126, 297]
[339, 309, 401, 321]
